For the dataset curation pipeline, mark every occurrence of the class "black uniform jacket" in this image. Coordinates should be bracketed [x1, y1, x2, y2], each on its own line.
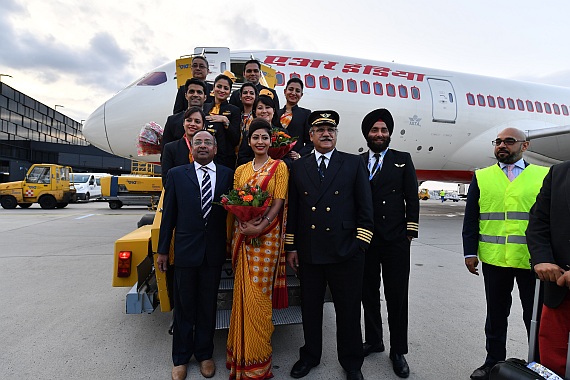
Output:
[203, 102, 241, 169]
[161, 138, 191, 186]
[158, 163, 234, 267]
[285, 150, 374, 264]
[277, 105, 313, 157]
[361, 149, 419, 241]
[527, 161, 570, 308]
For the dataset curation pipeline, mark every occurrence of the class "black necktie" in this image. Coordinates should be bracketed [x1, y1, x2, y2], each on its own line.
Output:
[369, 153, 380, 179]
[201, 167, 212, 220]
[318, 156, 327, 182]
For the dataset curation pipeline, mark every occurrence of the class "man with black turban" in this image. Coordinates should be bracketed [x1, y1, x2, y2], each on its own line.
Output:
[359, 108, 419, 378]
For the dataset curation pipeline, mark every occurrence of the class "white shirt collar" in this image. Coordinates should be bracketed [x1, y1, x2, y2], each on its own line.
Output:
[194, 161, 216, 172]
[315, 149, 334, 163]
[499, 158, 524, 170]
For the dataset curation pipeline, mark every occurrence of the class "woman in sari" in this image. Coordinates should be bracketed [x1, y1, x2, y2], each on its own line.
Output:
[226, 118, 289, 380]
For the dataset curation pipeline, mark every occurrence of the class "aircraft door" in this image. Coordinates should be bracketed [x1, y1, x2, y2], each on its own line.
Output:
[427, 78, 457, 123]
[194, 47, 230, 82]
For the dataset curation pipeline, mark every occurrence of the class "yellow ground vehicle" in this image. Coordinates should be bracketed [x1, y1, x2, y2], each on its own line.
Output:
[0, 164, 76, 209]
[100, 175, 162, 209]
[419, 188, 430, 200]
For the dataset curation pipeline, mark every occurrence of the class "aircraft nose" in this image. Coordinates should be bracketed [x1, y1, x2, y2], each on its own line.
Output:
[82, 102, 112, 153]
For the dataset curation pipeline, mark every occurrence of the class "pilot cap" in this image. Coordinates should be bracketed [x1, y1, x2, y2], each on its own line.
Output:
[361, 109, 394, 136]
[309, 110, 340, 128]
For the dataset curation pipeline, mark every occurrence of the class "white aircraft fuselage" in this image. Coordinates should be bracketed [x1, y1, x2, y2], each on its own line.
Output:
[82, 49, 570, 182]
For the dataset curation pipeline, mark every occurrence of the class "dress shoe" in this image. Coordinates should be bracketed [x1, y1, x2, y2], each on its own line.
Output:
[290, 359, 314, 379]
[362, 341, 385, 357]
[171, 364, 187, 380]
[389, 353, 410, 378]
[470, 364, 492, 380]
[199, 359, 216, 378]
[346, 369, 364, 380]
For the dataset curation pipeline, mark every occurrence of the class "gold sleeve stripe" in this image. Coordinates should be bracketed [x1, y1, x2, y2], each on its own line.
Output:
[357, 228, 373, 238]
[357, 235, 372, 244]
[285, 233, 295, 244]
[407, 222, 419, 226]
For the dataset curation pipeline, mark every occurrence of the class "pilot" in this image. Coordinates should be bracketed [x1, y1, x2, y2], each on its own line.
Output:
[285, 110, 373, 380]
[359, 109, 419, 379]
[161, 78, 208, 154]
[172, 55, 214, 114]
[229, 59, 279, 111]
[462, 127, 548, 380]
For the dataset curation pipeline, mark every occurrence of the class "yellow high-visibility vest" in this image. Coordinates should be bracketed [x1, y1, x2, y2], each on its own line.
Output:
[476, 164, 548, 269]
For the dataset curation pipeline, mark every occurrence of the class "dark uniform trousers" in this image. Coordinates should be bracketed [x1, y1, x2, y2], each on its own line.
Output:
[299, 253, 365, 372]
[172, 263, 222, 365]
[362, 236, 411, 354]
[481, 262, 535, 366]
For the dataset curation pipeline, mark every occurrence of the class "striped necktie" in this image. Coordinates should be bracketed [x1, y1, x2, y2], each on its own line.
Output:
[201, 167, 212, 220]
[318, 156, 327, 182]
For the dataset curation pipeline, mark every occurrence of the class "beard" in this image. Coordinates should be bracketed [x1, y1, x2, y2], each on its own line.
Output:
[495, 147, 521, 164]
[367, 135, 391, 153]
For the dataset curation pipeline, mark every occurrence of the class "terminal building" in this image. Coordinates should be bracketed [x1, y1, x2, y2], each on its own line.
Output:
[0, 81, 133, 183]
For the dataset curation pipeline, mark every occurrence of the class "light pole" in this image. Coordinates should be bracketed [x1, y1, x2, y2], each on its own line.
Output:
[0, 74, 12, 82]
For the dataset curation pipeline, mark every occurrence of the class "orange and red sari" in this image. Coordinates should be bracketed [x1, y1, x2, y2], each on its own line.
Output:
[226, 158, 289, 379]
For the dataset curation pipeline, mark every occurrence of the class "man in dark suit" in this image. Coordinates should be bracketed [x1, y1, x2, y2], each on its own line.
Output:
[359, 109, 419, 378]
[157, 130, 233, 380]
[277, 77, 312, 158]
[161, 78, 208, 154]
[527, 160, 570, 377]
[172, 56, 214, 114]
[285, 110, 374, 380]
[229, 59, 279, 111]
[462, 128, 548, 380]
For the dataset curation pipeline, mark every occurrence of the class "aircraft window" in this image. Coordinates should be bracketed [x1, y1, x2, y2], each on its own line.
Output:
[373, 82, 383, 95]
[347, 79, 357, 93]
[290, 72, 300, 79]
[562, 105, 569, 116]
[497, 97, 505, 109]
[526, 101, 534, 112]
[361, 80, 371, 94]
[276, 72, 285, 86]
[333, 77, 344, 91]
[553, 103, 560, 115]
[448, 92, 453, 103]
[136, 72, 167, 86]
[516, 99, 524, 111]
[305, 74, 316, 88]
[487, 96, 496, 108]
[507, 98, 515, 110]
[319, 76, 330, 90]
[544, 102, 552, 114]
[398, 85, 408, 98]
[411, 86, 420, 100]
[466, 93, 475, 105]
[477, 95, 485, 106]
[386, 84, 396, 97]
[535, 101, 543, 113]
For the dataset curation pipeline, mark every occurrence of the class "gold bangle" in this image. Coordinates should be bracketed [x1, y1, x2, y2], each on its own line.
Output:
[263, 215, 271, 224]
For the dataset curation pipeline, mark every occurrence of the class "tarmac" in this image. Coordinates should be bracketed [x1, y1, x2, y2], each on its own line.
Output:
[0, 199, 529, 379]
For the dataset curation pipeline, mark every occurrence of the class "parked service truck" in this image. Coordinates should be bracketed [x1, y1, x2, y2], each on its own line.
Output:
[0, 164, 76, 209]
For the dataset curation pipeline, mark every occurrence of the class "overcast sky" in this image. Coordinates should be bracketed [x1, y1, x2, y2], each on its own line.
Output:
[2, 0, 570, 123]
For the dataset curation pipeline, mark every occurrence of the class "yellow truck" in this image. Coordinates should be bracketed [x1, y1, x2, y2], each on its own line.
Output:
[0, 164, 76, 209]
[100, 175, 162, 209]
[419, 188, 430, 200]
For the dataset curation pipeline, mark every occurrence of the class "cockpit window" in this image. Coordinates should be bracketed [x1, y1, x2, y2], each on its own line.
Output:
[136, 72, 167, 86]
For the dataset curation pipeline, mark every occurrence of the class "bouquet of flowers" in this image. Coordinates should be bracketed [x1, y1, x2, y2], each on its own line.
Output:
[268, 128, 297, 159]
[219, 184, 272, 247]
[136, 121, 163, 156]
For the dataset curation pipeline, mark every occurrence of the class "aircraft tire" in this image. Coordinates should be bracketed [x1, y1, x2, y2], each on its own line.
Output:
[39, 195, 57, 209]
[1, 196, 18, 209]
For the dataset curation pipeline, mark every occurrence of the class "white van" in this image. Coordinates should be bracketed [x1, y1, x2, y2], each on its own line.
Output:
[70, 173, 110, 201]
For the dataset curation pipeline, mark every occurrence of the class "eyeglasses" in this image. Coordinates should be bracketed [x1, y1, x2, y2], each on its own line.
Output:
[311, 127, 338, 135]
[492, 138, 526, 146]
[191, 64, 207, 69]
[193, 140, 214, 146]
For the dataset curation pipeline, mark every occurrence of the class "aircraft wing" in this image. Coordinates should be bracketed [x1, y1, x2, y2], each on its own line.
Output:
[526, 125, 570, 163]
